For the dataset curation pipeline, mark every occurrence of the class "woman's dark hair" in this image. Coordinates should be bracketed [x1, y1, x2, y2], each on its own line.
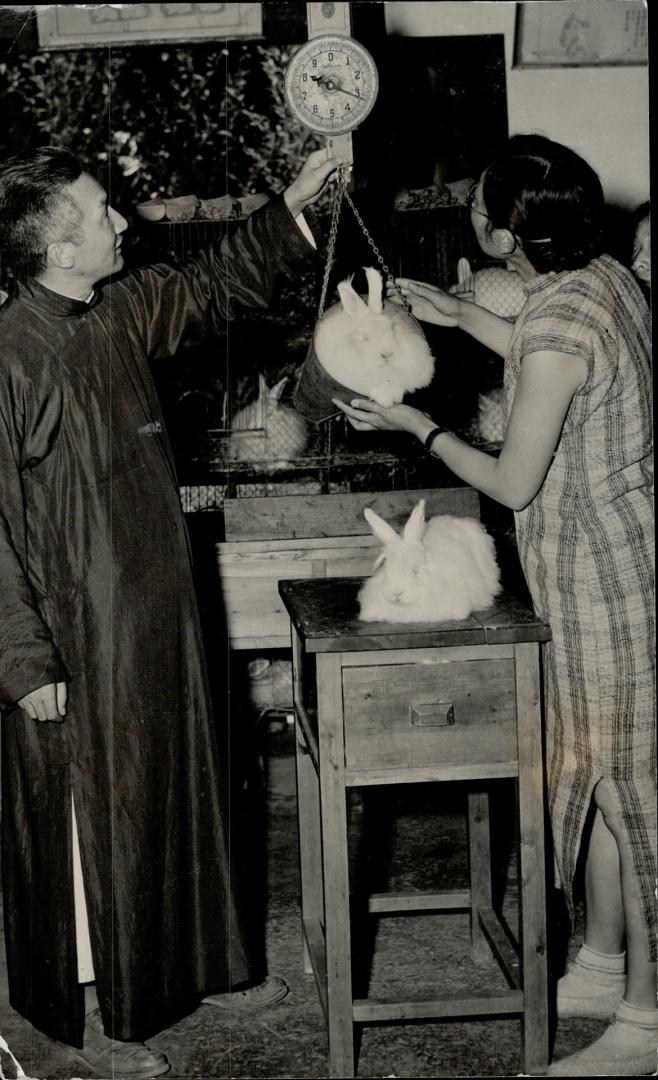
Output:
[481, 134, 604, 274]
[0, 145, 84, 282]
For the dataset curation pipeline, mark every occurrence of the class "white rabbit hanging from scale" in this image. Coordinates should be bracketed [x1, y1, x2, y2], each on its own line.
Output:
[359, 499, 501, 623]
[314, 267, 434, 407]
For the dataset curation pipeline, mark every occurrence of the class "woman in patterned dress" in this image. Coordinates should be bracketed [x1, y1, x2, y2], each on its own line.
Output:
[336, 135, 655, 1076]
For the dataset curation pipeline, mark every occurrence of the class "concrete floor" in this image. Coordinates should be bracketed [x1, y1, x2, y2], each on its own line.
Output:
[0, 718, 604, 1079]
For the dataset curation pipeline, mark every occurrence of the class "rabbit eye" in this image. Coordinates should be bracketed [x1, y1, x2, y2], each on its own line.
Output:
[412, 566, 421, 577]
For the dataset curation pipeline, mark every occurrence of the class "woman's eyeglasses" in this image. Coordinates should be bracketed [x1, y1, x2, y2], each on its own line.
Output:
[465, 184, 552, 248]
[465, 184, 490, 220]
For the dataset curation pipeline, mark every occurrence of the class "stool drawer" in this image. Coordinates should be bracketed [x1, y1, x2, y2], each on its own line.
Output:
[342, 658, 517, 772]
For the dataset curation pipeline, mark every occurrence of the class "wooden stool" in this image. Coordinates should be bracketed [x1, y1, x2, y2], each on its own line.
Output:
[279, 577, 552, 1078]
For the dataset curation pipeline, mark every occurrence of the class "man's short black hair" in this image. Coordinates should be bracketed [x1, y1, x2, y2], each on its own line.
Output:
[0, 145, 85, 282]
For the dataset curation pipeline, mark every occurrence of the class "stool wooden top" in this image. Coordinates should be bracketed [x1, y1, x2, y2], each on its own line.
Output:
[279, 578, 551, 653]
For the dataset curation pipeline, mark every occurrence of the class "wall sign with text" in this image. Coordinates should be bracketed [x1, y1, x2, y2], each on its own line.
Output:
[37, 4, 263, 50]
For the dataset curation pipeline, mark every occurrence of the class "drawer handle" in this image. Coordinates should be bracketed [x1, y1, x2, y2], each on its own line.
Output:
[409, 702, 455, 728]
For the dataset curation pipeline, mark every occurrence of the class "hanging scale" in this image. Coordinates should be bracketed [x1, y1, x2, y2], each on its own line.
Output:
[284, 31, 408, 317]
[283, 33, 379, 146]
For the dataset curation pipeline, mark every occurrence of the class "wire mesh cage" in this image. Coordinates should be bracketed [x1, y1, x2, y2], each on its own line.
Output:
[135, 202, 500, 513]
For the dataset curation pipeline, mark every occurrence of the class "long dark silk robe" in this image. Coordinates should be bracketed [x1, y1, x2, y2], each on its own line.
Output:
[0, 198, 314, 1046]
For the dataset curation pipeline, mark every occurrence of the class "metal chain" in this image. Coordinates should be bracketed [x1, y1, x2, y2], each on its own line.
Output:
[342, 188, 411, 312]
[317, 168, 347, 319]
[317, 166, 411, 318]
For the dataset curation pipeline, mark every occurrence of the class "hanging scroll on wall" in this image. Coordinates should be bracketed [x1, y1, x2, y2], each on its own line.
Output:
[514, 1, 648, 68]
[36, 3, 263, 50]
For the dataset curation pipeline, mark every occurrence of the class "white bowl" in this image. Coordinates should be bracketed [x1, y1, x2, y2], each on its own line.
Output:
[135, 200, 166, 222]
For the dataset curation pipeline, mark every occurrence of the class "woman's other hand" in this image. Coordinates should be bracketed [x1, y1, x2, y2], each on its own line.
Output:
[388, 275, 513, 359]
[386, 278, 462, 327]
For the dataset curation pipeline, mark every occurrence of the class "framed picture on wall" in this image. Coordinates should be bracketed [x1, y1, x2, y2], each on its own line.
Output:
[36, 3, 263, 50]
[513, 1, 648, 68]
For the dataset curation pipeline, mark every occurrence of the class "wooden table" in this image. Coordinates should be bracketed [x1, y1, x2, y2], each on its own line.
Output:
[279, 577, 552, 1078]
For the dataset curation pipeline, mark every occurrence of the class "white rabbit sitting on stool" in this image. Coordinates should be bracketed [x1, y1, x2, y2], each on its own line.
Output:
[314, 267, 434, 408]
[359, 499, 501, 623]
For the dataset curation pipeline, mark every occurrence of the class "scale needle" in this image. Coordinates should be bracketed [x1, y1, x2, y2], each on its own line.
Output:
[310, 75, 361, 100]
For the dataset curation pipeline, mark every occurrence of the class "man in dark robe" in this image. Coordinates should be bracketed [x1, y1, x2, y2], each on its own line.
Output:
[0, 145, 336, 1077]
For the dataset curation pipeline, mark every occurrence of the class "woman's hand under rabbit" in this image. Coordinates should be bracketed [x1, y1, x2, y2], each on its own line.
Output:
[386, 278, 462, 327]
[333, 398, 435, 440]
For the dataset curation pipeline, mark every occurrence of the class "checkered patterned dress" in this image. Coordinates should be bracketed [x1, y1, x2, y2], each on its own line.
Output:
[504, 255, 656, 957]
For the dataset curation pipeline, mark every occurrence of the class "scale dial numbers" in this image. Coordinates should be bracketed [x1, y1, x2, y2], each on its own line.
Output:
[284, 35, 379, 135]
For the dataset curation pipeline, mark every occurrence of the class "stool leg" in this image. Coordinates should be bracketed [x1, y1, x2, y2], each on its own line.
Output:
[317, 653, 355, 1079]
[467, 788, 492, 963]
[295, 720, 322, 975]
[515, 643, 549, 1074]
[289, 630, 321, 976]
[291, 630, 323, 975]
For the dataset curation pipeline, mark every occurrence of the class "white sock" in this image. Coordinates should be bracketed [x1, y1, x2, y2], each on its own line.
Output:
[576, 943, 626, 974]
[616, 999, 658, 1029]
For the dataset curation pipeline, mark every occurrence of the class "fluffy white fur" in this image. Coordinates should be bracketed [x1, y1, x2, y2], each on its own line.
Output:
[314, 267, 434, 407]
[358, 499, 501, 623]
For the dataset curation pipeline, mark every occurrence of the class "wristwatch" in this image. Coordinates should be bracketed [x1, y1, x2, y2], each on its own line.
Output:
[423, 426, 451, 454]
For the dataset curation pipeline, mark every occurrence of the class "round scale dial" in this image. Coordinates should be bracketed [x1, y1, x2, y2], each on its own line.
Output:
[284, 34, 379, 135]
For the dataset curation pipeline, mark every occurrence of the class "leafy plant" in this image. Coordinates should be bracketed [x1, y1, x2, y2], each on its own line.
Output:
[0, 40, 330, 325]
[0, 42, 322, 208]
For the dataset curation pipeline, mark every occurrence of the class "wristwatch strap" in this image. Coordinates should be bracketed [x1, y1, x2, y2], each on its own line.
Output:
[423, 426, 451, 453]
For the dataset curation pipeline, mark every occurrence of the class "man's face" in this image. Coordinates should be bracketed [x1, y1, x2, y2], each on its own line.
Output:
[64, 172, 128, 286]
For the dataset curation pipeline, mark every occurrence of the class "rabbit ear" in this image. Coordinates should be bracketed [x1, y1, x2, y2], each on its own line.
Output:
[364, 267, 383, 314]
[403, 499, 426, 545]
[364, 507, 399, 545]
[268, 376, 288, 401]
[337, 276, 369, 319]
[257, 373, 268, 398]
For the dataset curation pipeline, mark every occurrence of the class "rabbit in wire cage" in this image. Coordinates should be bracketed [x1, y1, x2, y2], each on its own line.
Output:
[228, 373, 309, 471]
[247, 657, 293, 715]
[453, 259, 526, 444]
[358, 499, 501, 624]
[314, 267, 435, 408]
